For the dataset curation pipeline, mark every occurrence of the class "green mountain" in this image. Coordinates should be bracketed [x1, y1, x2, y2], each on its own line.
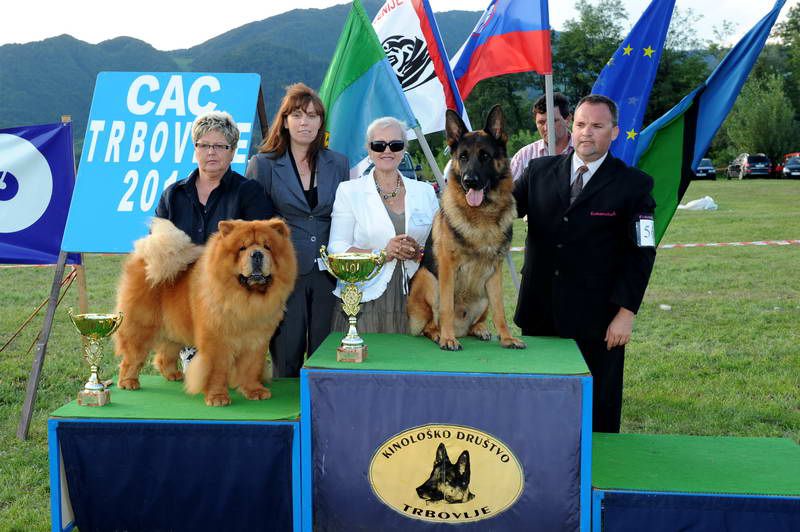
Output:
[0, 1, 477, 147]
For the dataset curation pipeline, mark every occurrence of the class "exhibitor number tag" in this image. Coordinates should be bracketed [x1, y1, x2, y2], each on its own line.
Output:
[636, 216, 655, 247]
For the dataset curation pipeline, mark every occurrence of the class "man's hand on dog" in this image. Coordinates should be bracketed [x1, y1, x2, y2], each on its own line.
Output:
[386, 234, 422, 262]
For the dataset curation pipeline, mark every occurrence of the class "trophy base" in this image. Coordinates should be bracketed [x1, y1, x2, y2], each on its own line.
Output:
[78, 388, 111, 407]
[337, 344, 367, 363]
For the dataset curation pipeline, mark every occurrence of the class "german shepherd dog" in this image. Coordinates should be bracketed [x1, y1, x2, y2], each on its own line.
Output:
[416, 443, 475, 504]
[407, 105, 525, 351]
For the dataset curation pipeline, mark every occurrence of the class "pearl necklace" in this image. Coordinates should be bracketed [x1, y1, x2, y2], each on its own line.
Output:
[375, 173, 402, 201]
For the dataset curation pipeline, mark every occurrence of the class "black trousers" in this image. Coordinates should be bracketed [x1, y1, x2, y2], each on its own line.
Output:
[521, 326, 625, 434]
[575, 338, 625, 433]
[269, 268, 337, 378]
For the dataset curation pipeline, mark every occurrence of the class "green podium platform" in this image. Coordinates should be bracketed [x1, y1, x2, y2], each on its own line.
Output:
[307, 333, 589, 374]
[301, 333, 593, 531]
[592, 433, 800, 531]
[49, 375, 301, 532]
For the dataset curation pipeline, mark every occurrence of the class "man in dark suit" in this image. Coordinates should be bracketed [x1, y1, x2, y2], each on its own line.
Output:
[512, 94, 656, 433]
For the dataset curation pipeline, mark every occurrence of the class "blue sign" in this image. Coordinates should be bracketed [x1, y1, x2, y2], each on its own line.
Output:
[61, 72, 261, 253]
[0, 122, 80, 264]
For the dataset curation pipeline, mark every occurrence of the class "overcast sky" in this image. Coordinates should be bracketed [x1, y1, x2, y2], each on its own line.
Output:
[0, 0, 794, 51]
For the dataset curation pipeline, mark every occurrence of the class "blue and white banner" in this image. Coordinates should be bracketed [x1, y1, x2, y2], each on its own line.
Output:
[61, 72, 261, 253]
[0, 122, 80, 265]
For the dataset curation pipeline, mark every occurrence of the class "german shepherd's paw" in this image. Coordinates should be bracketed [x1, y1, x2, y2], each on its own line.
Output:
[118, 378, 141, 390]
[205, 392, 232, 407]
[500, 337, 527, 349]
[469, 325, 493, 341]
[439, 337, 463, 351]
[422, 325, 441, 343]
[241, 385, 272, 401]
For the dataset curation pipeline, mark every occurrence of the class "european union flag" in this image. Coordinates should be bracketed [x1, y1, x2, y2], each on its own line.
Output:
[592, 0, 675, 165]
[635, 0, 787, 244]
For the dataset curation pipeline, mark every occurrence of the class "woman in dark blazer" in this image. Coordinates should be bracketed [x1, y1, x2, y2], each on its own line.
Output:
[246, 83, 349, 377]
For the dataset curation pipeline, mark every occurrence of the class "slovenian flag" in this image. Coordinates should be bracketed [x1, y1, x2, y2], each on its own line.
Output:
[319, 0, 418, 175]
[634, 0, 786, 244]
[451, 0, 552, 99]
[373, 0, 469, 134]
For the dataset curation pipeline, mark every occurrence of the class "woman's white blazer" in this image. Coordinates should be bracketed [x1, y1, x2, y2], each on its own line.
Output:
[327, 170, 439, 302]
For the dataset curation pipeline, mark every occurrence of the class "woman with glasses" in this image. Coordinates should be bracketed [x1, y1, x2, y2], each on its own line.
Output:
[155, 110, 273, 244]
[155, 111, 273, 370]
[328, 116, 438, 334]
[246, 83, 349, 377]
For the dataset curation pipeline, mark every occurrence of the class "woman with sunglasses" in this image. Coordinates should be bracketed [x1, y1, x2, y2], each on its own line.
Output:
[155, 111, 273, 244]
[328, 116, 439, 334]
[246, 83, 349, 378]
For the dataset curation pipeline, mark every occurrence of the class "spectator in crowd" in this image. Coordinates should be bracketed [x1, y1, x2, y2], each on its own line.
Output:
[510, 92, 573, 181]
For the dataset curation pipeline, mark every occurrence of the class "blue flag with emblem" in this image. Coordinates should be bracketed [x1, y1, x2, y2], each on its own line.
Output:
[592, 0, 675, 165]
[0, 122, 81, 265]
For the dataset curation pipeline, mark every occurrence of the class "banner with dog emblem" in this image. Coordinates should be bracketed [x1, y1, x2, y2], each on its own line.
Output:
[373, 0, 469, 135]
[0, 122, 81, 265]
[61, 72, 261, 253]
[369, 424, 524, 522]
[306, 372, 588, 530]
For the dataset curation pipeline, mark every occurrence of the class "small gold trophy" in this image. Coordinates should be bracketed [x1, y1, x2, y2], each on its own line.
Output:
[68, 309, 123, 406]
[320, 246, 386, 362]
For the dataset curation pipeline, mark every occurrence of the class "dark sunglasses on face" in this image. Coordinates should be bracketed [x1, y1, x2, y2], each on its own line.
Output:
[370, 140, 405, 152]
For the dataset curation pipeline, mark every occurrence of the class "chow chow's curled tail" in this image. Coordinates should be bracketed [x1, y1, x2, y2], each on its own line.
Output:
[133, 218, 204, 287]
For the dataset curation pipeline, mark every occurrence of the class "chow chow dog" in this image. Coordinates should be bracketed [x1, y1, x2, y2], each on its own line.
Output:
[114, 218, 297, 406]
[416, 443, 475, 504]
[407, 105, 526, 351]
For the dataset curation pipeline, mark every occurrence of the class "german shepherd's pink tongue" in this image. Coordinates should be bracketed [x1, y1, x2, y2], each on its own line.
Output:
[466, 188, 484, 207]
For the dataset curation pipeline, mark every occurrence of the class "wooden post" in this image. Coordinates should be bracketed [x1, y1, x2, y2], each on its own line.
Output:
[256, 86, 269, 139]
[17, 251, 69, 440]
[61, 115, 89, 314]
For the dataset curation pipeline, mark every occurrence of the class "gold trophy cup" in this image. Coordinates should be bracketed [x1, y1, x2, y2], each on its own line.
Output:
[320, 246, 386, 362]
[68, 309, 123, 406]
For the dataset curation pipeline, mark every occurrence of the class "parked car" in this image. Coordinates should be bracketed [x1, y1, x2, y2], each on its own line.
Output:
[362, 153, 422, 180]
[727, 153, 771, 179]
[774, 151, 800, 175]
[782, 156, 800, 178]
[694, 158, 716, 180]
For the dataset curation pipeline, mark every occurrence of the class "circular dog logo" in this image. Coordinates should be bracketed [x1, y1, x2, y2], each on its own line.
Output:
[381, 35, 437, 91]
[0, 133, 53, 233]
[369, 424, 524, 523]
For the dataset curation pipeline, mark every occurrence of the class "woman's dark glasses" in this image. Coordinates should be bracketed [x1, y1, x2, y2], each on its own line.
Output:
[370, 140, 405, 152]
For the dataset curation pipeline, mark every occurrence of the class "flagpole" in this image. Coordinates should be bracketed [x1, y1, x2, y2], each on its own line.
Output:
[413, 125, 446, 191]
[544, 74, 556, 155]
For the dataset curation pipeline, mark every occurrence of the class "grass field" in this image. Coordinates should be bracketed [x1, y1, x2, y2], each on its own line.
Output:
[1, 179, 799, 530]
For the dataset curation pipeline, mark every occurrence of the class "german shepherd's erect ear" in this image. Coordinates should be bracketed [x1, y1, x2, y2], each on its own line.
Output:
[445, 109, 469, 150]
[484, 104, 508, 146]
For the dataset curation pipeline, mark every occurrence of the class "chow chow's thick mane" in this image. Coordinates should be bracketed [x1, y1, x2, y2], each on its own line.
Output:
[133, 218, 204, 287]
